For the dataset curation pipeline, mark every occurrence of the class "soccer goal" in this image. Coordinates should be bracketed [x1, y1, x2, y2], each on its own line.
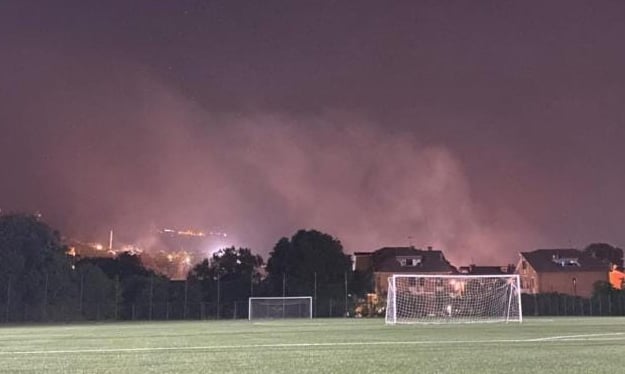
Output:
[248, 296, 313, 320]
[385, 274, 522, 324]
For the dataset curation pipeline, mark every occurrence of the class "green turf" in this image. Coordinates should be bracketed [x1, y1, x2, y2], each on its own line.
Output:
[0, 318, 624, 373]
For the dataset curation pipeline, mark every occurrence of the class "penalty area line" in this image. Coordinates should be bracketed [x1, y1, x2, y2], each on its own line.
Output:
[2, 333, 625, 355]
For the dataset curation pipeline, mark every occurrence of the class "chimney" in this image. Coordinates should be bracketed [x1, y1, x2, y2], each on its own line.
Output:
[427, 246, 433, 251]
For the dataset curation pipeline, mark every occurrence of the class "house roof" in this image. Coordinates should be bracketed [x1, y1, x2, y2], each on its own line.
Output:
[520, 248, 608, 273]
[368, 247, 455, 273]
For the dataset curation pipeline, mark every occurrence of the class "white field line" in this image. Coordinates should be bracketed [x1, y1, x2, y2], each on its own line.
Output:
[526, 332, 625, 342]
[0, 332, 624, 355]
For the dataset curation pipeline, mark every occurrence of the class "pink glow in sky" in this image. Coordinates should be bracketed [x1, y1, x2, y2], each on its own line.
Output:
[1, 1, 624, 265]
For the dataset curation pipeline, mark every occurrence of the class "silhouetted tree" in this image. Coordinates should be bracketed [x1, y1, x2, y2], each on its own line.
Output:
[350, 269, 374, 297]
[584, 243, 623, 267]
[0, 214, 77, 320]
[265, 229, 352, 299]
[188, 247, 264, 305]
[593, 280, 614, 297]
[79, 253, 159, 318]
[73, 262, 117, 319]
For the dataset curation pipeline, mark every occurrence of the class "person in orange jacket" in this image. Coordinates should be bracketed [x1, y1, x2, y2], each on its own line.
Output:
[609, 264, 625, 290]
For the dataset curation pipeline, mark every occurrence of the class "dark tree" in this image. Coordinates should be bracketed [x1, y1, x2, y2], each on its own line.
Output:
[584, 243, 624, 267]
[188, 247, 264, 304]
[79, 252, 160, 319]
[350, 269, 374, 297]
[265, 229, 352, 299]
[0, 214, 77, 320]
[84, 252, 151, 280]
[73, 262, 117, 319]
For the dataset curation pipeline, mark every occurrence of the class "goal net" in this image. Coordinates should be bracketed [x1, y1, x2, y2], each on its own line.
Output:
[248, 297, 313, 320]
[385, 274, 522, 324]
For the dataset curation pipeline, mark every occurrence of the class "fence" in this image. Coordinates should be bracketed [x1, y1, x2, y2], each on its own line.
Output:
[521, 293, 625, 316]
[0, 272, 355, 323]
[0, 298, 352, 323]
[3, 272, 624, 323]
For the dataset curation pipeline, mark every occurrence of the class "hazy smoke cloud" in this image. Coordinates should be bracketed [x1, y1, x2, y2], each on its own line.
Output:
[0, 48, 541, 265]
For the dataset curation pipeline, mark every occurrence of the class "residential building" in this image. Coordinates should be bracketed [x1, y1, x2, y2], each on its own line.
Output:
[517, 249, 608, 297]
[353, 246, 455, 297]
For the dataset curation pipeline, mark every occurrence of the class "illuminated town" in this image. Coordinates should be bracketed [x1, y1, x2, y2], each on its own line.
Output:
[66, 227, 230, 279]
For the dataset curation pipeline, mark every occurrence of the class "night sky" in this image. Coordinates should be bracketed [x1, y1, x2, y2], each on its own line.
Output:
[1, 1, 624, 264]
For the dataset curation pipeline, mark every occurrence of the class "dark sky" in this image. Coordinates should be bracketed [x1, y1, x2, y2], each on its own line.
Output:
[1, 1, 624, 265]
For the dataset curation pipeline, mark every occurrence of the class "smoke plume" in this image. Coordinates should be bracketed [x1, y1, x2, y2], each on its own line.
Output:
[0, 48, 541, 265]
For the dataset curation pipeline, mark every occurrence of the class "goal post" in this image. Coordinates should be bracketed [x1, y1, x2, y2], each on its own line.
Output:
[248, 296, 313, 320]
[385, 274, 522, 324]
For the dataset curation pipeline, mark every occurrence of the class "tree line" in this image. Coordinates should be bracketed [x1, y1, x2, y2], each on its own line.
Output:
[2, 213, 623, 322]
[0, 214, 372, 322]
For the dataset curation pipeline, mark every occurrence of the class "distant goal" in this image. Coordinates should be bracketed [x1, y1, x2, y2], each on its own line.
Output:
[385, 274, 522, 324]
[248, 297, 313, 320]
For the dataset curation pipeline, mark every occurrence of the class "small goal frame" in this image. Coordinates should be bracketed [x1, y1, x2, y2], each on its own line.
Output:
[248, 296, 313, 320]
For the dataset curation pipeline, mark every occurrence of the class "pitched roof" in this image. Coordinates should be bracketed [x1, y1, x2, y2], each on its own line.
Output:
[521, 249, 607, 273]
[368, 247, 455, 273]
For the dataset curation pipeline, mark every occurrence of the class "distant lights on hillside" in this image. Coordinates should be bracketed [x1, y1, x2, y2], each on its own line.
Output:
[159, 228, 227, 238]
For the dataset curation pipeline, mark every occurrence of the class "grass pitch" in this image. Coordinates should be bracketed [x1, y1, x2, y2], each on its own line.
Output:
[0, 318, 624, 373]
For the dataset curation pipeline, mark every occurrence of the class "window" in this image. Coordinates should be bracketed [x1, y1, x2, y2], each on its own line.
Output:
[551, 256, 580, 267]
[398, 257, 422, 267]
